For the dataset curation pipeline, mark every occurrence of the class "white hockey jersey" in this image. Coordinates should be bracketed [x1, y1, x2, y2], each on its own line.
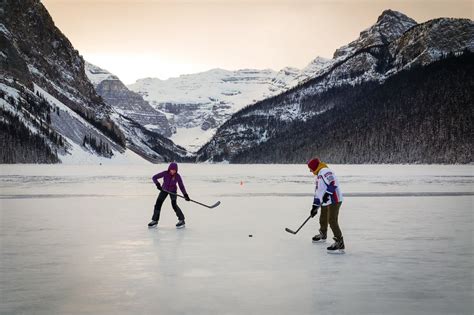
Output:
[313, 167, 343, 206]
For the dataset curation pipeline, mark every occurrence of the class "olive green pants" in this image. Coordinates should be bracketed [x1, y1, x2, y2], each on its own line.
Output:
[319, 202, 343, 239]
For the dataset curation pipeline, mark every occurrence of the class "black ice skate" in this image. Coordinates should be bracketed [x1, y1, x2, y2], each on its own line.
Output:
[312, 230, 327, 243]
[148, 220, 158, 228]
[327, 237, 345, 254]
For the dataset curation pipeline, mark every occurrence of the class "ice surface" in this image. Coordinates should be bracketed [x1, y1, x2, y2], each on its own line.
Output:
[1, 164, 473, 314]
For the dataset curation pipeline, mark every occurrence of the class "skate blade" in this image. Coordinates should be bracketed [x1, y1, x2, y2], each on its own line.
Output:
[327, 249, 345, 254]
[148, 225, 158, 229]
[176, 225, 186, 229]
[312, 239, 326, 243]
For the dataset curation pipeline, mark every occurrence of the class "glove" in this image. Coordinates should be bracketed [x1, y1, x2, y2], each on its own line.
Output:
[310, 204, 319, 218]
[184, 193, 190, 201]
[155, 182, 162, 191]
[323, 193, 330, 204]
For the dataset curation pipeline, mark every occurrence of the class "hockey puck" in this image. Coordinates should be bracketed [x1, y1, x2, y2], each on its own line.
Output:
[248, 234, 253, 237]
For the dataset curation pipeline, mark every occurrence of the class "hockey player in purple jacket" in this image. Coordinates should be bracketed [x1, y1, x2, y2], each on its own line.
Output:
[148, 162, 190, 229]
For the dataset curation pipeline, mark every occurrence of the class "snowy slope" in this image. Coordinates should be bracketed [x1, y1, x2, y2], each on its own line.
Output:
[59, 139, 148, 165]
[296, 56, 332, 83]
[0, 80, 148, 164]
[35, 85, 149, 165]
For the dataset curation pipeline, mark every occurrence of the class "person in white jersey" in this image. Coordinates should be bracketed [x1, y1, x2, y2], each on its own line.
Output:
[308, 158, 345, 253]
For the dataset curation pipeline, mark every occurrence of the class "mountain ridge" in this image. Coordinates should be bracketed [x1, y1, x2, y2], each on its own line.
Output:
[196, 12, 473, 163]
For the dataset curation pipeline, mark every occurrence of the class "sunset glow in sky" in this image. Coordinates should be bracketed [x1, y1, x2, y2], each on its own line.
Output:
[42, 0, 473, 84]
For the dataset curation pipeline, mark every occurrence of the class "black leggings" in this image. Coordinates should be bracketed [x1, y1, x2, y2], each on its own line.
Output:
[152, 191, 185, 221]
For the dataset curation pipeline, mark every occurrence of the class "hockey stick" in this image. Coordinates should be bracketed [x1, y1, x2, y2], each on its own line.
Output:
[285, 215, 312, 234]
[163, 190, 221, 209]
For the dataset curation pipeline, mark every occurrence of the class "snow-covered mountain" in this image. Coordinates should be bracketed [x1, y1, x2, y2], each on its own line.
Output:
[131, 9, 473, 156]
[296, 56, 332, 82]
[196, 10, 474, 163]
[2, 3, 471, 164]
[84, 62, 189, 162]
[128, 58, 331, 152]
[85, 62, 172, 137]
[0, 0, 186, 164]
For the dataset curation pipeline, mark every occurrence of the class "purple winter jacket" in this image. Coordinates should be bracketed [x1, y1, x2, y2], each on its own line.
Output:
[152, 162, 187, 194]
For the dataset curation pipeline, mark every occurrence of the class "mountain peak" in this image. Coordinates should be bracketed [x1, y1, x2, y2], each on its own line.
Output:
[308, 56, 330, 64]
[301, 56, 332, 77]
[376, 9, 416, 25]
[366, 9, 417, 43]
[333, 9, 417, 59]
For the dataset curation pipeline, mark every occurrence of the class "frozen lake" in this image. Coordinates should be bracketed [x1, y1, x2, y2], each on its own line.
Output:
[1, 164, 473, 314]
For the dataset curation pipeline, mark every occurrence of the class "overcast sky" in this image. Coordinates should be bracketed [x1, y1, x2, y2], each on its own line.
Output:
[42, 0, 473, 84]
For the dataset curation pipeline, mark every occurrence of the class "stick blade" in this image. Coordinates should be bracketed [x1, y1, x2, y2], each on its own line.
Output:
[208, 201, 221, 209]
[285, 228, 296, 234]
